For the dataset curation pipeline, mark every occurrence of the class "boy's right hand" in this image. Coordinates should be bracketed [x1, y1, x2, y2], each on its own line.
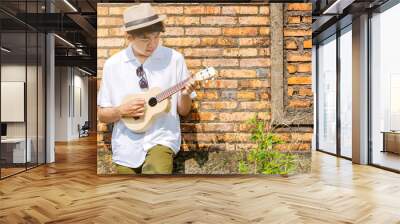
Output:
[117, 98, 145, 118]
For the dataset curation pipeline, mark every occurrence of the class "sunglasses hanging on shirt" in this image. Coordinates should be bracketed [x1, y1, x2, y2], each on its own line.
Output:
[136, 64, 149, 89]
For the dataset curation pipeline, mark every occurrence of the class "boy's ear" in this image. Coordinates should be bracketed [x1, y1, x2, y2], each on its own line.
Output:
[126, 33, 133, 40]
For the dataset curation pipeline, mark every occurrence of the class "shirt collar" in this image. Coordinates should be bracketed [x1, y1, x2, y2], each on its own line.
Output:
[123, 43, 163, 63]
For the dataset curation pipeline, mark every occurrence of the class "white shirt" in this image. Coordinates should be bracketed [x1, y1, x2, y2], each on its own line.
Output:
[97, 43, 196, 168]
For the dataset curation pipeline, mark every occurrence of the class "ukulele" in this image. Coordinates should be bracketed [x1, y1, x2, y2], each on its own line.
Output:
[121, 67, 217, 133]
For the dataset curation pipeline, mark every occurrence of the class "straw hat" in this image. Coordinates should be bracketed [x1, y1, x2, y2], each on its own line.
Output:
[122, 3, 166, 32]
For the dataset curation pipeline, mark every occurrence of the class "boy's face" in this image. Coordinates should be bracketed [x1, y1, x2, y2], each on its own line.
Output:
[128, 32, 160, 57]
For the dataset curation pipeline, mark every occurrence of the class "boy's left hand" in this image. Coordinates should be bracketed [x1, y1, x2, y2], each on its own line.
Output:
[181, 77, 196, 96]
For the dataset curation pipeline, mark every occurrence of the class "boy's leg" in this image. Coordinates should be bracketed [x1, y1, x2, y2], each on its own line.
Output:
[113, 162, 142, 174]
[141, 144, 174, 174]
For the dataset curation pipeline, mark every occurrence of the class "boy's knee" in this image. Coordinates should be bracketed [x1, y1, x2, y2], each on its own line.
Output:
[142, 145, 174, 174]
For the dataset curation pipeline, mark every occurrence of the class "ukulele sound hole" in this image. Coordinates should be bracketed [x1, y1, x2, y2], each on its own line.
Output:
[148, 97, 157, 107]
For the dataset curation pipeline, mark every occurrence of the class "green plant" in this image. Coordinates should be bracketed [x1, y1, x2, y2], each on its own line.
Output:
[238, 116, 298, 175]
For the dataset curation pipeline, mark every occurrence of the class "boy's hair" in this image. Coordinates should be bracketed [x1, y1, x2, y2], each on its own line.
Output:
[127, 21, 165, 37]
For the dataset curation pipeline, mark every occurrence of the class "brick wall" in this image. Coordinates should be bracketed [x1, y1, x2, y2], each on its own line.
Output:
[284, 3, 313, 116]
[97, 3, 312, 174]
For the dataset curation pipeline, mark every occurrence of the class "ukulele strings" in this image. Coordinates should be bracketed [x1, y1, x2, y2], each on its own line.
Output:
[155, 77, 191, 102]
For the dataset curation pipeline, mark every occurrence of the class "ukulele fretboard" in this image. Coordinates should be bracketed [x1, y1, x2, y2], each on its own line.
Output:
[155, 77, 191, 102]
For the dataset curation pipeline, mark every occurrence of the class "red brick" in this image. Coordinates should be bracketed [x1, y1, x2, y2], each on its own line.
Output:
[109, 7, 126, 15]
[259, 6, 270, 15]
[275, 133, 291, 142]
[238, 80, 270, 88]
[98, 38, 126, 48]
[195, 91, 218, 100]
[288, 76, 312, 85]
[185, 59, 202, 68]
[288, 87, 294, 96]
[287, 64, 297, 74]
[291, 133, 313, 142]
[163, 27, 185, 36]
[190, 112, 217, 121]
[303, 39, 312, 49]
[236, 143, 258, 151]
[202, 80, 238, 89]
[302, 16, 312, 24]
[182, 133, 216, 142]
[201, 101, 238, 110]
[98, 49, 108, 58]
[258, 48, 270, 56]
[98, 132, 111, 143]
[284, 29, 312, 37]
[97, 17, 123, 27]
[299, 88, 313, 96]
[200, 37, 238, 46]
[219, 112, 257, 121]
[285, 40, 297, 49]
[259, 27, 270, 36]
[223, 133, 252, 142]
[297, 63, 311, 73]
[97, 59, 106, 69]
[239, 16, 269, 25]
[97, 133, 103, 142]
[173, 16, 200, 25]
[184, 5, 220, 14]
[203, 58, 239, 67]
[219, 69, 257, 78]
[288, 87, 313, 96]
[274, 143, 310, 151]
[97, 70, 103, 79]
[287, 16, 301, 24]
[287, 52, 312, 62]
[239, 37, 269, 46]
[97, 28, 109, 37]
[257, 112, 271, 120]
[260, 91, 270, 100]
[239, 58, 270, 67]
[109, 48, 121, 56]
[97, 7, 109, 16]
[201, 16, 237, 25]
[184, 48, 221, 57]
[221, 6, 258, 15]
[163, 38, 200, 47]
[223, 27, 258, 36]
[235, 123, 253, 132]
[288, 99, 312, 108]
[109, 27, 125, 36]
[191, 102, 200, 110]
[239, 101, 270, 110]
[186, 27, 221, 36]
[287, 3, 312, 11]
[163, 17, 175, 26]
[97, 122, 109, 132]
[97, 78, 101, 90]
[223, 48, 258, 57]
[154, 6, 183, 14]
[237, 91, 256, 100]
[180, 123, 200, 132]
[202, 123, 235, 132]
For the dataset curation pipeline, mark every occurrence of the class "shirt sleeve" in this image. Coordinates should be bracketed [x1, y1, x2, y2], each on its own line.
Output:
[97, 61, 114, 107]
[178, 54, 197, 100]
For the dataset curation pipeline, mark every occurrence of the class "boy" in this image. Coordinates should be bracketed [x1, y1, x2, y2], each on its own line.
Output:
[97, 3, 196, 174]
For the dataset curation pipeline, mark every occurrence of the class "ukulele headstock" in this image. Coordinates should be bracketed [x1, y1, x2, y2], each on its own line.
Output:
[193, 67, 217, 82]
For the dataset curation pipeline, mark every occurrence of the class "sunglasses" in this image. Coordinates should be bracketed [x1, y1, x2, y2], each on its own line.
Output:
[136, 64, 149, 89]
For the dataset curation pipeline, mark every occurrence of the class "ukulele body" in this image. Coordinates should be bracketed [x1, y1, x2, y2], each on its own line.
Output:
[121, 87, 171, 133]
